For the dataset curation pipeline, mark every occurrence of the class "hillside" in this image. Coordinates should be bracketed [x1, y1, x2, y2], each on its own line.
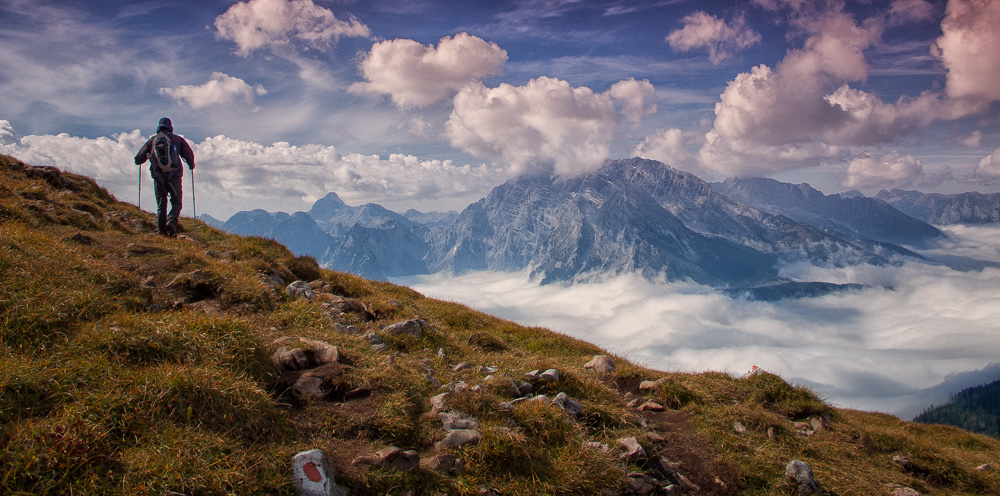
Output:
[2, 153, 999, 495]
[916, 380, 1000, 439]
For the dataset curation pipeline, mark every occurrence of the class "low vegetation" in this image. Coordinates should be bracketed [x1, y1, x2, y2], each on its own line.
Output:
[2, 153, 999, 495]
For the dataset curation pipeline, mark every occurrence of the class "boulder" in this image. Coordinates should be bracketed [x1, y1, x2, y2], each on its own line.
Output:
[287, 280, 316, 300]
[785, 460, 820, 495]
[618, 437, 646, 460]
[291, 449, 347, 496]
[435, 429, 481, 451]
[382, 319, 431, 338]
[624, 472, 660, 495]
[425, 454, 464, 475]
[584, 355, 617, 373]
[440, 411, 479, 431]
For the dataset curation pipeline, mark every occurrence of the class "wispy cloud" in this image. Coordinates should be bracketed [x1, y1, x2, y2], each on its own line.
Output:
[402, 224, 1000, 419]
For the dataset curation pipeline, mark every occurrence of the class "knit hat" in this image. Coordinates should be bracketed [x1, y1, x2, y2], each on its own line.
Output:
[156, 117, 173, 133]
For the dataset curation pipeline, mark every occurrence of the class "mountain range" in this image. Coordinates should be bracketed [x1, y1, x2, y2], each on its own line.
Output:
[215, 158, 993, 294]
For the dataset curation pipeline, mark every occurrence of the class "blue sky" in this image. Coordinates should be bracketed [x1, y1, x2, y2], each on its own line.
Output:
[2, 0, 999, 218]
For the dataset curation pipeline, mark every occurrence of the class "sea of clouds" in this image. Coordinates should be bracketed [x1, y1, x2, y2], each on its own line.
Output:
[398, 224, 1000, 419]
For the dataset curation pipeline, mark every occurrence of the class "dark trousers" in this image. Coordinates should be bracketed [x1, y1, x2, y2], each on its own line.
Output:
[152, 173, 183, 234]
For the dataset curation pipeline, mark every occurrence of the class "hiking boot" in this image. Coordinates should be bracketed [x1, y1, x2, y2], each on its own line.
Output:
[165, 221, 178, 237]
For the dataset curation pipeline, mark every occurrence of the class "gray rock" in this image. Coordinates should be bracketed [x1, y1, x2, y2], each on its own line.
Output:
[291, 449, 347, 496]
[425, 454, 464, 475]
[430, 392, 449, 414]
[977, 463, 993, 471]
[299, 338, 340, 365]
[291, 375, 327, 398]
[584, 355, 617, 373]
[382, 319, 431, 338]
[440, 411, 479, 431]
[624, 472, 659, 495]
[435, 429, 481, 450]
[618, 437, 646, 460]
[553, 392, 584, 417]
[272, 346, 310, 370]
[287, 280, 316, 300]
[785, 460, 819, 495]
[639, 378, 663, 392]
[638, 401, 664, 412]
[540, 368, 559, 382]
[890, 488, 921, 496]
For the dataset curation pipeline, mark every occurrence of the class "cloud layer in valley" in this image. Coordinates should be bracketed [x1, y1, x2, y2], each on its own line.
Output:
[400, 224, 1000, 419]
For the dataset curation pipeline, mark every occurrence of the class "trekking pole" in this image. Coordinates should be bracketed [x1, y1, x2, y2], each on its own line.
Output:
[190, 168, 198, 242]
[137, 163, 141, 212]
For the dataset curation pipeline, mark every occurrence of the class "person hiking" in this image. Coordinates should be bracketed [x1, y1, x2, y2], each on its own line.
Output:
[134, 117, 195, 237]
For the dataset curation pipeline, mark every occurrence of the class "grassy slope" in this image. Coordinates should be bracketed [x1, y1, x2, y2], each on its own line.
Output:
[1, 154, 998, 495]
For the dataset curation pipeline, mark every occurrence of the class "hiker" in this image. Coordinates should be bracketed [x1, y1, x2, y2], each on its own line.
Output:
[134, 117, 195, 236]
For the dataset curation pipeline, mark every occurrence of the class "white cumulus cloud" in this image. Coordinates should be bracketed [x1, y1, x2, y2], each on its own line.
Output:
[214, 0, 370, 56]
[667, 11, 761, 64]
[841, 151, 923, 190]
[447, 76, 653, 177]
[697, 1, 990, 178]
[159, 72, 267, 109]
[632, 128, 700, 173]
[349, 33, 508, 108]
[933, 0, 1000, 102]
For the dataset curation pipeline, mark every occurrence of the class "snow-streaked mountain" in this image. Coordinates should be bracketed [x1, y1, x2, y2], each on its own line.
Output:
[216, 158, 945, 291]
[875, 189, 1000, 225]
[713, 177, 944, 247]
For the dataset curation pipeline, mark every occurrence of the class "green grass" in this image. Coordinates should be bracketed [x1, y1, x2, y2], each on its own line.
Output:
[3, 153, 1000, 495]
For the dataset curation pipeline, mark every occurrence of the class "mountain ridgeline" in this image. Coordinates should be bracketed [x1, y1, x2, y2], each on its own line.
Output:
[219, 158, 951, 293]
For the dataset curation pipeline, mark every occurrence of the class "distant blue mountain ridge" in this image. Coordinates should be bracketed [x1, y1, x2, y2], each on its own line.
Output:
[209, 158, 995, 297]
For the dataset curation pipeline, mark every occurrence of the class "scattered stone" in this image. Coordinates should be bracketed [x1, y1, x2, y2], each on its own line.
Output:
[452, 362, 471, 372]
[624, 472, 660, 495]
[291, 374, 326, 399]
[271, 337, 341, 370]
[553, 392, 584, 417]
[430, 392, 449, 414]
[437, 348, 446, 358]
[627, 398, 643, 408]
[524, 370, 542, 380]
[517, 381, 534, 396]
[382, 319, 431, 338]
[435, 429, 481, 450]
[785, 460, 820, 495]
[352, 446, 420, 472]
[540, 368, 560, 382]
[638, 401, 664, 412]
[977, 463, 993, 471]
[618, 437, 646, 460]
[890, 488, 921, 496]
[286, 280, 316, 300]
[480, 365, 498, 374]
[767, 426, 776, 439]
[440, 411, 479, 431]
[187, 299, 222, 316]
[300, 337, 340, 365]
[272, 346, 310, 371]
[810, 417, 825, 432]
[425, 454, 464, 475]
[584, 355, 617, 373]
[291, 449, 347, 496]
[733, 421, 747, 434]
[740, 365, 764, 378]
[639, 378, 664, 392]
[892, 456, 911, 467]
